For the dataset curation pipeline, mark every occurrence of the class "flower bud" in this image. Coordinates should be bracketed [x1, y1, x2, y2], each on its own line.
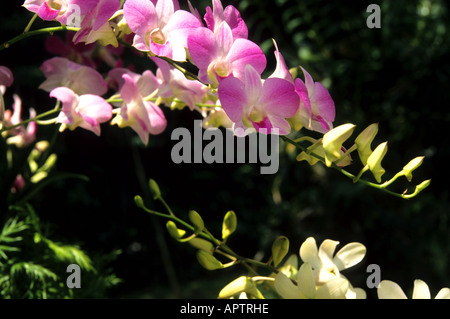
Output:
[134, 195, 145, 209]
[148, 179, 161, 200]
[402, 156, 425, 182]
[218, 276, 254, 299]
[367, 142, 388, 183]
[272, 236, 290, 267]
[188, 238, 214, 252]
[355, 123, 379, 165]
[323, 124, 356, 167]
[196, 250, 224, 270]
[222, 210, 237, 241]
[166, 221, 186, 240]
[189, 210, 204, 234]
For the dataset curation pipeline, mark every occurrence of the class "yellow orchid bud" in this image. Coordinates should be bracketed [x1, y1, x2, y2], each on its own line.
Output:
[218, 276, 254, 299]
[134, 195, 145, 209]
[189, 210, 204, 234]
[296, 139, 324, 166]
[367, 142, 388, 183]
[196, 250, 224, 270]
[222, 211, 237, 241]
[148, 179, 161, 200]
[323, 124, 356, 167]
[402, 156, 425, 182]
[188, 238, 214, 252]
[166, 221, 186, 240]
[355, 123, 379, 165]
[272, 236, 290, 267]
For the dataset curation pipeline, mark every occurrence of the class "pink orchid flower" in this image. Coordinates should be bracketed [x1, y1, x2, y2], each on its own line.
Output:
[204, 0, 248, 40]
[291, 67, 335, 133]
[50, 87, 112, 136]
[22, 0, 96, 25]
[39, 57, 108, 96]
[0, 66, 14, 92]
[73, 0, 121, 47]
[110, 72, 167, 145]
[218, 64, 299, 136]
[2, 95, 37, 147]
[123, 0, 202, 61]
[188, 21, 266, 86]
[151, 57, 207, 111]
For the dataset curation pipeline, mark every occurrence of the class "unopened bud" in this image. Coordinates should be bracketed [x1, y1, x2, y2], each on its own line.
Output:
[222, 210, 237, 241]
[218, 276, 254, 299]
[188, 238, 214, 252]
[355, 123, 379, 165]
[189, 210, 204, 234]
[367, 142, 388, 183]
[402, 156, 425, 182]
[134, 195, 145, 209]
[166, 221, 186, 240]
[272, 236, 290, 267]
[196, 250, 224, 270]
[323, 124, 356, 167]
[148, 179, 161, 200]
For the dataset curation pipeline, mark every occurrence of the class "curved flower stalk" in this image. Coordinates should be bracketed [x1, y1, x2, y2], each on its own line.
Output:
[377, 279, 450, 299]
[123, 0, 202, 61]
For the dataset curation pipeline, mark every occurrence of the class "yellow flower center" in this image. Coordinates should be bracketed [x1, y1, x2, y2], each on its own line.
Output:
[150, 28, 166, 45]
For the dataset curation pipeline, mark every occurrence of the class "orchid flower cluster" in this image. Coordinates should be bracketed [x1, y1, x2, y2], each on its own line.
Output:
[0, 0, 440, 299]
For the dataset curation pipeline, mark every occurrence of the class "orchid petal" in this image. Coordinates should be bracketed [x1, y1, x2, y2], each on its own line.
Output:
[333, 242, 366, 271]
[218, 76, 247, 122]
[377, 280, 408, 299]
[124, 0, 157, 35]
[412, 280, 431, 299]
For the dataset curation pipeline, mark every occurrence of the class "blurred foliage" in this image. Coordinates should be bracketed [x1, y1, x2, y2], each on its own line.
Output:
[0, 0, 449, 299]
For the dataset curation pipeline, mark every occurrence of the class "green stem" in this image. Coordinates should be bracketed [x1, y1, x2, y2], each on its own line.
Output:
[0, 108, 60, 134]
[24, 13, 38, 33]
[0, 25, 80, 51]
[280, 135, 406, 199]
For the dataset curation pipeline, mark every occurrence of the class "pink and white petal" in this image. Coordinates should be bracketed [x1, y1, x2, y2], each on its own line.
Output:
[251, 116, 273, 134]
[92, 0, 121, 31]
[37, 2, 60, 20]
[204, 6, 215, 31]
[294, 77, 311, 115]
[138, 70, 160, 97]
[77, 94, 113, 124]
[187, 27, 218, 72]
[155, 0, 175, 27]
[261, 78, 299, 119]
[0, 66, 14, 87]
[227, 38, 266, 80]
[217, 76, 247, 122]
[123, 0, 157, 35]
[121, 74, 141, 104]
[300, 66, 315, 97]
[215, 22, 234, 56]
[310, 82, 335, 123]
[50, 87, 79, 112]
[150, 41, 173, 59]
[145, 101, 167, 135]
[22, 0, 44, 13]
[243, 65, 263, 107]
[223, 4, 248, 39]
[165, 10, 203, 48]
[270, 44, 294, 84]
[266, 115, 292, 135]
[132, 33, 151, 52]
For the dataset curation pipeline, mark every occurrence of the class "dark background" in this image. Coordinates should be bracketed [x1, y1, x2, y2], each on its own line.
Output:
[1, 0, 449, 299]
